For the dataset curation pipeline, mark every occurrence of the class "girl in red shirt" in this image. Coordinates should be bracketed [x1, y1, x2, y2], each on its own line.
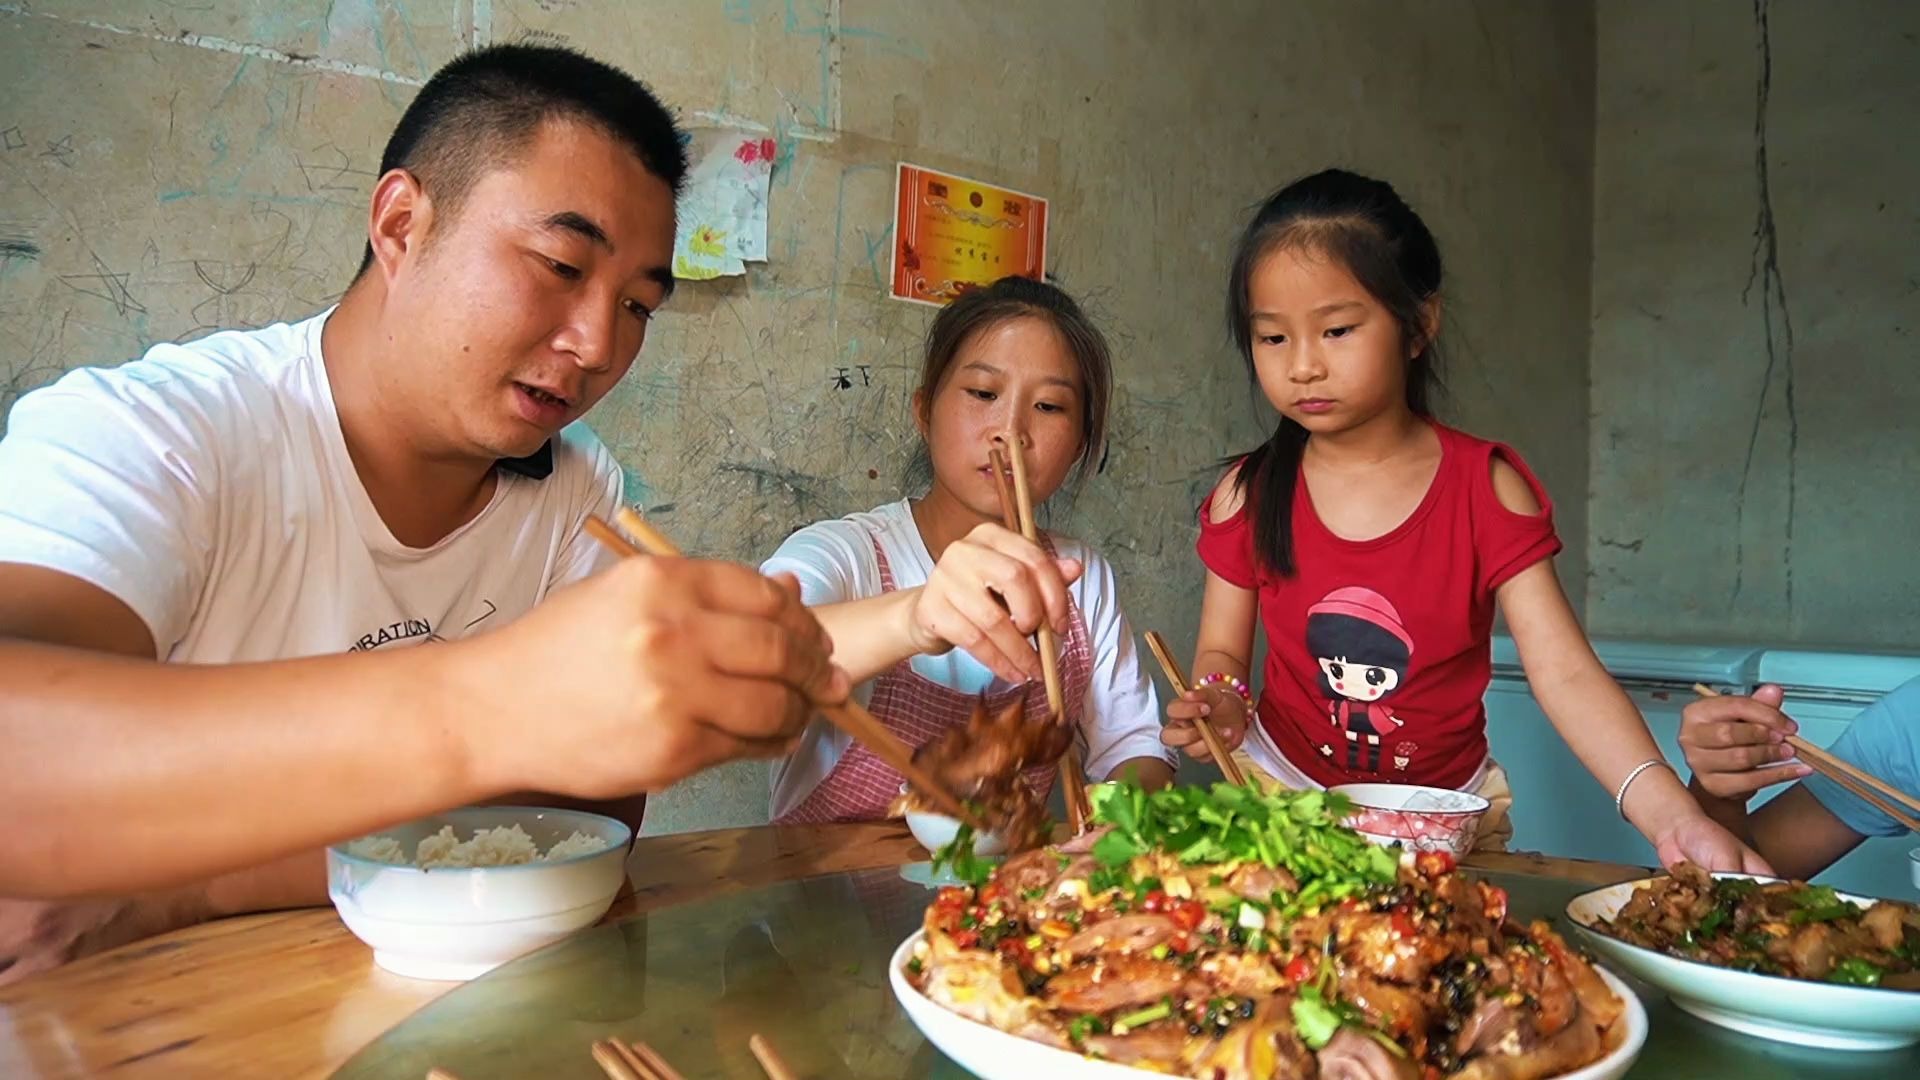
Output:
[1163, 169, 1768, 872]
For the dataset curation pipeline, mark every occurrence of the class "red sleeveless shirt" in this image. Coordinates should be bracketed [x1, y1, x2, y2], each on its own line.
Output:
[1195, 424, 1560, 789]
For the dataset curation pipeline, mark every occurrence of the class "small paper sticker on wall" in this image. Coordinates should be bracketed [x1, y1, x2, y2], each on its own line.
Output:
[672, 128, 776, 281]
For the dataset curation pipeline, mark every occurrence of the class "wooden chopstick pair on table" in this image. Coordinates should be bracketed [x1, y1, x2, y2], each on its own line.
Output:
[590, 1034, 795, 1080]
[1692, 683, 1920, 833]
[427, 1032, 795, 1080]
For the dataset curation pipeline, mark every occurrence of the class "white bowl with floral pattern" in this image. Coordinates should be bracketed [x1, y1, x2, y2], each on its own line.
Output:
[1329, 782, 1489, 857]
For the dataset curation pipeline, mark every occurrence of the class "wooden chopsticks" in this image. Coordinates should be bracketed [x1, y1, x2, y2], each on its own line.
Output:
[588, 1036, 786, 1080]
[987, 445, 1019, 537]
[747, 1034, 799, 1080]
[1142, 630, 1246, 785]
[585, 510, 989, 831]
[440, 1034, 792, 1080]
[590, 1037, 670, 1080]
[995, 443, 1091, 833]
[1691, 683, 1920, 833]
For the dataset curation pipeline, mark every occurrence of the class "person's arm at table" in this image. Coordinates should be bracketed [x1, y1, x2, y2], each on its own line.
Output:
[0, 556, 845, 898]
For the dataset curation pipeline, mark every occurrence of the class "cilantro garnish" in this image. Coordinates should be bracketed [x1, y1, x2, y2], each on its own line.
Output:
[1085, 780, 1399, 896]
[930, 824, 994, 886]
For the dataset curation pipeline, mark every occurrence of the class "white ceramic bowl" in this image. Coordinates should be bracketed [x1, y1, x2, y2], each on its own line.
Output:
[890, 930, 1646, 1079]
[1566, 873, 1920, 1050]
[899, 784, 1008, 856]
[1328, 782, 1489, 857]
[327, 806, 631, 982]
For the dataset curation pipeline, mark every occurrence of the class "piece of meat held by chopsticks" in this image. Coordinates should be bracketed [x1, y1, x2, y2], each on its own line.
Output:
[890, 695, 1073, 852]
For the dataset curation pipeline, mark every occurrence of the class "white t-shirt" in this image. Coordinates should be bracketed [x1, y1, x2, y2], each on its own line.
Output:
[760, 499, 1170, 819]
[0, 308, 622, 662]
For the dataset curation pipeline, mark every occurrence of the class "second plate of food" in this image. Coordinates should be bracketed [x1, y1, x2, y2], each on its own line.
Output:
[1566, 868, 1920, 1050]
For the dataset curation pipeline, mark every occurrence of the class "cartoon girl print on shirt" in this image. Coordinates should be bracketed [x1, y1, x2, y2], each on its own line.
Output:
[1305, 587, 1414, 774]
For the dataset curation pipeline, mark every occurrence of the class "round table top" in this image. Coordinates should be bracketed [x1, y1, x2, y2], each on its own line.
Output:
[5, 826, 1913, 1078]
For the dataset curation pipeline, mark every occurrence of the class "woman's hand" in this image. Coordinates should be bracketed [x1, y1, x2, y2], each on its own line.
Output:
[905, 523, 1082, 683]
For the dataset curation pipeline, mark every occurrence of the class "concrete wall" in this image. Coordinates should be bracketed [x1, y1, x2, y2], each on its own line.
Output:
[0, 1, 1597, 833]
[1587, 0, 1920, 648]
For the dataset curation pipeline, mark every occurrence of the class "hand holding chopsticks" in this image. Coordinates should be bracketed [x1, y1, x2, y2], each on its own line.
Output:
[1142, 631, 1246, 786]
[586, 510, 988, 831]
[1689, 683, 1920, 834]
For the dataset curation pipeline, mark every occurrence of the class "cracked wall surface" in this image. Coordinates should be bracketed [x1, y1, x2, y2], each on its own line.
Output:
[1588, 0, 1920, 648]
[1, 0, 1597, 831]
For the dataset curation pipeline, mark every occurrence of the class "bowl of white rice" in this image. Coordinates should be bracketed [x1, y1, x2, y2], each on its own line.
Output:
[327, 805, 631, 981]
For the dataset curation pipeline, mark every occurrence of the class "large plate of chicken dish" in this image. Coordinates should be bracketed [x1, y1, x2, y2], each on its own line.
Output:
[1568, 864, 1920, 1050]
[893, 782, 1644, 1079]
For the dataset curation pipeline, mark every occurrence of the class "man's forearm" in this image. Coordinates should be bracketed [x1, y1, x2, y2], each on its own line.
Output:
[0, 640, 507, 898]
[202, 849, 330, 918]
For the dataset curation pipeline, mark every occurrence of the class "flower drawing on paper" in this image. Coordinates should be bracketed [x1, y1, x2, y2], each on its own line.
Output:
[734, 137, 778, 167]
[689, 224, 729, 258]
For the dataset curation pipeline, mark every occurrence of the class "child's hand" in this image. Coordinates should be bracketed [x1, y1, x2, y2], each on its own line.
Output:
[1678, 684, 1813, 801]
[907, 523, 1083, 684]
[1161, 687, 1249, 763]
[1654, 812, 1776, 877]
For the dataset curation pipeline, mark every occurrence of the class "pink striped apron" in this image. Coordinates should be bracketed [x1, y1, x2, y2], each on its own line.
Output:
[775, 530, 1094, 824]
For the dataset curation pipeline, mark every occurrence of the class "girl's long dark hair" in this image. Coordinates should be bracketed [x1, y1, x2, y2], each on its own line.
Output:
[1226, 169, 1447, 577]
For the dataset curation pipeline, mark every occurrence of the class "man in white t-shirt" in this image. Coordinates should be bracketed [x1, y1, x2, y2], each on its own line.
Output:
[0, 46, 845, 983]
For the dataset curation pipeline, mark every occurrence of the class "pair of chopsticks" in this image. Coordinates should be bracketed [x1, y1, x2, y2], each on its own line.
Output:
[431, 1034, 795, 1080]
[590, 1034, 796, 1080]
[1141, 631, 1247, 786]
[1692, 683, 1920, 833]
[583, 508, 987, 832]
[590, 1037, 682, 1080]
[987, 443, 1090, 833]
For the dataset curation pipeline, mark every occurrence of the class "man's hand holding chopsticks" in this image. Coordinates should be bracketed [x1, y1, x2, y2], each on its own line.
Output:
[469, 555, 851, 799]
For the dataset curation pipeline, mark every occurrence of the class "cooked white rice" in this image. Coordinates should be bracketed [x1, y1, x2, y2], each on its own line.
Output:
[345, 824, 611, 868]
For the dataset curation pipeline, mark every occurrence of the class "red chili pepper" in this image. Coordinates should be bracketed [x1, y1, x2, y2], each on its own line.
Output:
[1170, 900, 1206, 932]
[1141, 890, 1170, 913]
[952, 929, 980, 949]
[979, 882, 1006, 905]
[1283, 954, 1315, 984]
[1415, 851, 1456, 878]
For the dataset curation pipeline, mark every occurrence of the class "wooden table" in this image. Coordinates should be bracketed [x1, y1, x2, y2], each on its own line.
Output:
[0, 825, 1644, 1078]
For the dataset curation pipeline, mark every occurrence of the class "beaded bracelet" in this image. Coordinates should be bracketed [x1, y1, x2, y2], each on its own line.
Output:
[1194, 672, 1254, 711]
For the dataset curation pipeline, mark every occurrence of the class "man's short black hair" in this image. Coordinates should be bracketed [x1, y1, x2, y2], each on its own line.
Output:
[356, 43, 687, 275]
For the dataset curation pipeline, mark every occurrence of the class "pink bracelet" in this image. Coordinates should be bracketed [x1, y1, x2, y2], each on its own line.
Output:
[1194, 672, 1254, 711]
